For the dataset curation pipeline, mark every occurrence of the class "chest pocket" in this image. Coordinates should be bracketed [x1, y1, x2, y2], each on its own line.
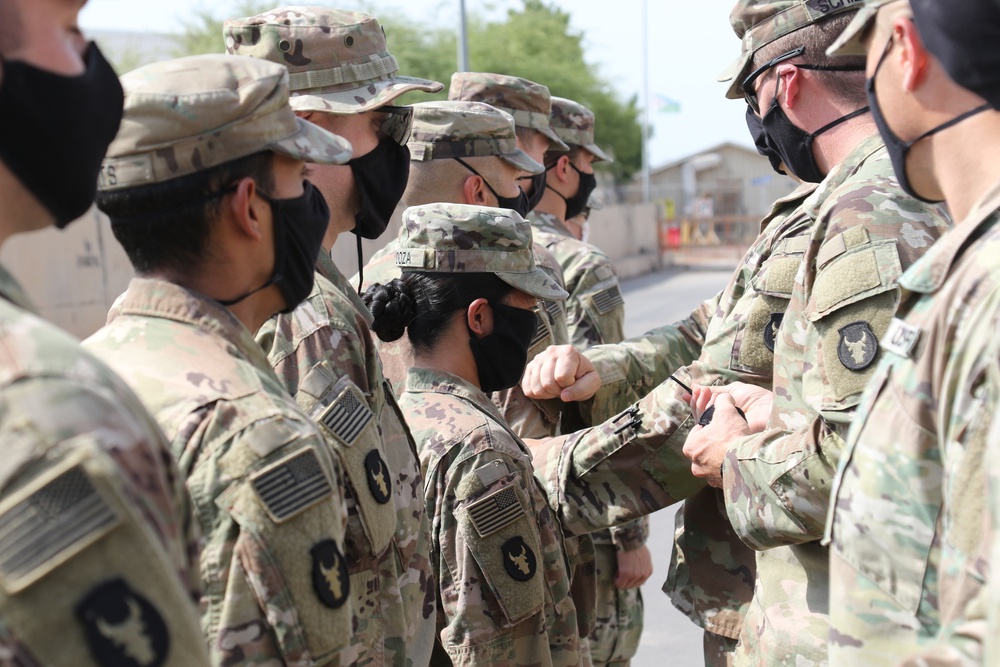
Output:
[829, 363, 940, 616]
[0, 441, 211, 667]
[454, 470, 545, 628]
[740, 235, 808, 374]
[807, 232, 903, 406]
[221, 441, 350, 664]
[299, 367, 395, 558]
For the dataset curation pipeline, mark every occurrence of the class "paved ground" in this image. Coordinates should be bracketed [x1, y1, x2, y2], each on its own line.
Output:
[614, 265, 736, 667]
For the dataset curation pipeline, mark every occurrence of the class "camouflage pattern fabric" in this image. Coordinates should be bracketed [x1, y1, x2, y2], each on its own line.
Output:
[84, 277, 351, 666]
[401, 367, 586, 666]
[255, 248, 436, 667]
[548, 97, 613, 163]
[223, 6, 441, 114]
[549, 182, 816, 664]
[0, 266, 210, 667]
[720, 136, 950, 665]
[528, 211, 625, 349]
[825, 189, 1000, 665]
[588, 520, 648, 667]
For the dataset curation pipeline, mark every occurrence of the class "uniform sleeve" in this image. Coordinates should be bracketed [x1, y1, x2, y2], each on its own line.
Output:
[580, 292, 718, 425]
[609, 517, 650, 552]
[532, 378, 706, 536]
[563, 254, 626, 349]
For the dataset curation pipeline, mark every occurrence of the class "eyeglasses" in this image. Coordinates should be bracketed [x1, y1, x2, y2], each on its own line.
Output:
[379, 105, 413, 145]
[741, 46, 865, 114]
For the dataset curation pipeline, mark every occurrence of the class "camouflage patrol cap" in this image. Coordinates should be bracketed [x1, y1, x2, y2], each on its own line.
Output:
[99, 54, 352, 192]
[718, 0, 865, 99]
[448, 72, 570, 152]
[827, 0, 904, 56]
[395, 203, 568, 301]
[549, 97, 614, 163]
[223, 6, 443, 114]
[407, 101, 544, 175]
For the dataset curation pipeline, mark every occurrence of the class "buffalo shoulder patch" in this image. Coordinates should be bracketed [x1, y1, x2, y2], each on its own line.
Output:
[838, 321, 878, 371]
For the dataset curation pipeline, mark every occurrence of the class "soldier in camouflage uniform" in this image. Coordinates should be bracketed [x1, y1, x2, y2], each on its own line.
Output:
[86, 54, 356, 665]
[0, 1, 210, 665]
[364, 202, 585, 665]
[815, 1, 1000, 664]
[223, 9, 441, 665]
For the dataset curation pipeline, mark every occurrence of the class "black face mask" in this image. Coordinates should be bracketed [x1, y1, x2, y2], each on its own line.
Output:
[745, 105, 786, 175]
[0, 43, 124, 228]
[521, 171, 547, 213]
[867, 37, 991, 204]
[548, 161, 597, 219]
[454, 157, 529, 217]
[219, 180, 330, 314]
[760, 93, 870, 183]
[350, 137, 410, 239]
[468, 301, 538, 392]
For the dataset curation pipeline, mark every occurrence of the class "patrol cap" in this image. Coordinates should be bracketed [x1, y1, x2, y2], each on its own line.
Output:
[407, 100, 544, 175]
[549, 96, 614, 163]
[827, 0, 901, 56]
[223, 6, 443, 114]
[395, 203, 568, 301]
[448, 72, 571, 152]
[99, 54, 352, 192]
[718, 0, 865, 99]
[911, 0, 1000, 110]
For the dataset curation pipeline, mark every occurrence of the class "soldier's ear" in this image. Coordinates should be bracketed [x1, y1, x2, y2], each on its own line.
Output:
[462, 175, 490, 206]
[228, 176, 264, 241]
[466, 297, 494, 338]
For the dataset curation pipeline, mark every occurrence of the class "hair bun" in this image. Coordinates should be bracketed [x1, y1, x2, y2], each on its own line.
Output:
[363, 278, 417, 342]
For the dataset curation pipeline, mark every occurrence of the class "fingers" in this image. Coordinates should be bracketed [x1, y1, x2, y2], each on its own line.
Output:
[561, 369, 601, 402]
[521, 345, 599, 402]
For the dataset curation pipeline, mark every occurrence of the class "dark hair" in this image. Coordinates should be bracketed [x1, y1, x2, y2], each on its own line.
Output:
[752, 12, 867, 106]
[96, 151, 275, 275]
[364, 272, 514, 351]
[544, 145, 583, 171]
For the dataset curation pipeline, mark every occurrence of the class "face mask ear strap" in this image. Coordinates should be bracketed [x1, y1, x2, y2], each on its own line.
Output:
[454, 156, 503, 202]
[809, 106, 871, 139]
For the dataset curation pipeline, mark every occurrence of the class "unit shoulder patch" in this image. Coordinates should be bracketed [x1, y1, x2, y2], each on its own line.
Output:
[76, 578, 169, 667]
[310, 540, 349, 609]
[838, 321, 878, 371]
[501, 536, 536, 582]
[363, 449, 392, 505]
[763, 312, 783, 352]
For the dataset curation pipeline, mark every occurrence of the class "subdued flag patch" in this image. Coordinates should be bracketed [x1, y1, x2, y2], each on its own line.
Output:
[467, 486, 524, 537]
[251, 448, 333, 523]
[592, 285, 625, 315]
[320, 384, 374, 445]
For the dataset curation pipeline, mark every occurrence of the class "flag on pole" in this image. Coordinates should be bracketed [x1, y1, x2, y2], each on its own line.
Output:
[654, 93, 681, 113]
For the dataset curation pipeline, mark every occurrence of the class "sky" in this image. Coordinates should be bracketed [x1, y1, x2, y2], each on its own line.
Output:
[79, 0, 752, 171]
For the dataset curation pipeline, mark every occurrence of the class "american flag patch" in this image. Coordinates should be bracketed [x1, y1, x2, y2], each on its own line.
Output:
[530, 311, 548, 350]
[0, 465, 120, 592]
[467, 487, 524, 537]
[592, 286, 624, 315]
[251, 448, 333, 523]
[543, 299, 564, 322]
[320, 385, 374, 446]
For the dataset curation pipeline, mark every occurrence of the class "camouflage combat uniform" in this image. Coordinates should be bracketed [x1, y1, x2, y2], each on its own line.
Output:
[559, 182, 817, 664]
[825, 181, 1000, 667]
[85, 54, 357, 665]
[224, 9, 442, 665]
[392, 203, 587, 665]
[0, 264, 211, 667]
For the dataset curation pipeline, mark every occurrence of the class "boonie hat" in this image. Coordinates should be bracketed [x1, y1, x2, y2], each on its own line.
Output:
[395, 203, 568, 301]
[99, 54, 352, 191]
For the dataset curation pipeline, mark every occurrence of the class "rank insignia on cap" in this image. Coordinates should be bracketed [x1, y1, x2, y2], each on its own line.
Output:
[76, 578, 169, 667]
[763, 313, 783, 353]
[838, 321, 878, 371]
[311, 540, 349, 609]
[0, 464, 121, 593]
[501, 536, 536, 582]
[364, 450, 392, 505]
[251, 447, 333, 523]
[468, 486, 524, 537]
[591, 285, 624, 315]
[319, 383, 374, 446]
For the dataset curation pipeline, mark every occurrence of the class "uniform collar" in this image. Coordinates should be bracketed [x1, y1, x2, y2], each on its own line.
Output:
[761, 181, 818, 234]
[111, 277, 274, 371]
[528, 210, 574, 238]
[0, 263, 35, 313]
[404, 366, 506, 422]
[315, 247, 373, 325]
[900, 180, 1000, 294]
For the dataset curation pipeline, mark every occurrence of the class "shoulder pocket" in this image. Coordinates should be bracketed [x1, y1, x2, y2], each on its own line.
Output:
[0, 441, 210, 667]
[455, 473, 545, 627]
[299, 369, 396, 558]
[221, 443, 350, 665]
[807, 239, 902, 404]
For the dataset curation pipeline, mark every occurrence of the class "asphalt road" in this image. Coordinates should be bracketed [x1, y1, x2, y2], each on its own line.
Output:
[614, 265, 735, 667]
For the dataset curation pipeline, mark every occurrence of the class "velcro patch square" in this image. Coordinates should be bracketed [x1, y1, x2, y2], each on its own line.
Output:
[543, 299, 564, 322]
[251, 448, 333, 523]
[592, 285, 624, 315]
[0, 465, 120, 592]
[320, 385, 374, 446]
[467, 487, 524, 537]
[530, 311, 548, 350]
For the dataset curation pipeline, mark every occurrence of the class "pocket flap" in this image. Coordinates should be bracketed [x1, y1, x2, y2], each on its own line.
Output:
[808, 241, 902, 322]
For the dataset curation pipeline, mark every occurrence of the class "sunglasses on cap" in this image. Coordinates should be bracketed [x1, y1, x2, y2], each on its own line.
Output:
[741, 46, 864, 114]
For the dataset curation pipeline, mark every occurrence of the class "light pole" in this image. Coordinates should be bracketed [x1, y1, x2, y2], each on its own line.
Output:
[457, 0, 470, 72]
[641, 0, 651, 204]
